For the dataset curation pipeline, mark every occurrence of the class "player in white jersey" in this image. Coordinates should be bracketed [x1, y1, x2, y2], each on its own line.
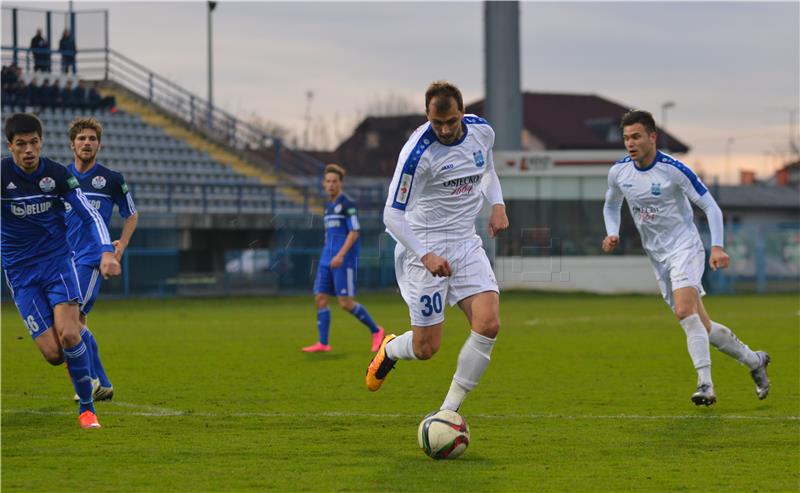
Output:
[602, 110, 770, 406]
[365, 81, 508, 415]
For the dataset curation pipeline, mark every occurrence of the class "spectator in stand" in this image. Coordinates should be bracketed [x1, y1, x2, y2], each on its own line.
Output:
[38, 78, 53, 107]
[1, 64, 20, 89]
[73, 81, 88, 110]
[13, 78, 30, 110]
[62, 79, 76, 108]
[30, 28, 50, 73]
[87, 84, 101, 110]
[46, 79, 62, 107]
[59, 29, 77, 74]
[28, 77, 44, 107]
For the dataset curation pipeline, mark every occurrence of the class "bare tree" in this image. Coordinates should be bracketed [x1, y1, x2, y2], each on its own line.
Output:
[363, 91, 418, 116]
[245, 112, 294, 142]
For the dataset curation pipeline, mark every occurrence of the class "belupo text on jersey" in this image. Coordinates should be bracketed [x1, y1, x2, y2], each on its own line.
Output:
[9, 200, 53, 217]
[63, 199, 101, 212]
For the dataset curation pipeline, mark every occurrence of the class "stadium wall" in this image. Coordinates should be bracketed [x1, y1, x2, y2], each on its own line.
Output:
[495, 256, 658, 293]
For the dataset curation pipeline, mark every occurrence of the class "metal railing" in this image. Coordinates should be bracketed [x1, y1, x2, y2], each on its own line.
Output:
[1, 45, 326, 178]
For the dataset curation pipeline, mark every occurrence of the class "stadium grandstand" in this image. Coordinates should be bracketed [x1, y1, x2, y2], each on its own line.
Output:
[1, 5, 393, 298]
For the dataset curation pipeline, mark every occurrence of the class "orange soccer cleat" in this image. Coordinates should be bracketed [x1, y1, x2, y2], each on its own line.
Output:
[366, 334, 397, 391]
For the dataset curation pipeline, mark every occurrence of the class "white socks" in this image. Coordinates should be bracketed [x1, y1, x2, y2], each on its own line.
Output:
[708, 321, 760, 370]
[384, 331, 417, 361]
[679, 314, 712, 385]
[441, 331, 496, 411]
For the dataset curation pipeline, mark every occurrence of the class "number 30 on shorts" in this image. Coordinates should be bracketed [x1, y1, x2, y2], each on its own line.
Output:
[420, 292, 443, 317]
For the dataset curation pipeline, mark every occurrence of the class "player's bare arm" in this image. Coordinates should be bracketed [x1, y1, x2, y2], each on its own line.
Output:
[421, 252, 452, 277]
[709, 245, 730, 271]
[331, 230, 359, 268]
[100, 251, 121, 279]
[602, 235, 619, 253]
[113, 211, 139, 261]
[488, 204, 509, 238]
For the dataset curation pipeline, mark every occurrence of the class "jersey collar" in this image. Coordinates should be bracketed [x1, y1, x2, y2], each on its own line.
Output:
[69, 161, 100, 179]
[436, 120, 469, 147]
[632, 151, 662, 172]
[11, 157, 46, 180]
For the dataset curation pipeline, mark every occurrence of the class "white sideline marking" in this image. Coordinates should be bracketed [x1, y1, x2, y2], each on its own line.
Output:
[2, 405, 798, 421]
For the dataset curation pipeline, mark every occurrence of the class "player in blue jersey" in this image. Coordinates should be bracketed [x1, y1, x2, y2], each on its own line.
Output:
[301, 163, 385, 353]
[602, 110, 770, 405]
[2, 113, 121, 428]
[65, 117, 139, 402]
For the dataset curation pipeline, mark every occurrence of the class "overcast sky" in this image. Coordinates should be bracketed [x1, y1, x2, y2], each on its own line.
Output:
[3, 0, 799, 182]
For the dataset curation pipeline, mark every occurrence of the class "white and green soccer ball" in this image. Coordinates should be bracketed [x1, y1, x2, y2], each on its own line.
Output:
[417, 410, 470, 460]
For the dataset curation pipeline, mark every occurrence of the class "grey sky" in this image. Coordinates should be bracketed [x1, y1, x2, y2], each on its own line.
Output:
[3, 1, 799, 182]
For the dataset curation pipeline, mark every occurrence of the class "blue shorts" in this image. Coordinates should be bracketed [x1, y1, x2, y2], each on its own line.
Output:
[314, 262, 357, 297]
[3, 255, 82, 340]
[75, 264, 103, 315]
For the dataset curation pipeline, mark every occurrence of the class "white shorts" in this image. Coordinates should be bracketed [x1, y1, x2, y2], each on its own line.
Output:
[649, 247, 707, 312]
[394, 235, 498, 327]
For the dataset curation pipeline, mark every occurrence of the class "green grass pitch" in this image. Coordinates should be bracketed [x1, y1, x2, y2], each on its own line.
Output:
[2, 292, 798, 492]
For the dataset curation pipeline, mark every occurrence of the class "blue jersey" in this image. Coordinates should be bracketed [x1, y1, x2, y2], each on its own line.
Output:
[1, 156, 114, 269]
[320, 193, 360, 266]
[66, 162, 136, 266]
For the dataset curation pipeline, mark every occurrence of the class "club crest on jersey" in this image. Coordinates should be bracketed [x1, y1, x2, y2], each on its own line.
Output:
[473, 150, 485, 168]
[39, 177, 55, 192]
[334, 203, 342, 214]
[92, 176, 107, 189]
[651, 183, 661, 196]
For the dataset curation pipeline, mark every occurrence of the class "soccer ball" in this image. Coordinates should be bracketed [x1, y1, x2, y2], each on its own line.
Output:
[417, 410, 470, 460]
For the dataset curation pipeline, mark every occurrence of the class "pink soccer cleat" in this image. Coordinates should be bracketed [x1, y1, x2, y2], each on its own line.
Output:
[371, 327, 385, 352]
[79, 410, 102, 429]
[301, 342, 331, 353]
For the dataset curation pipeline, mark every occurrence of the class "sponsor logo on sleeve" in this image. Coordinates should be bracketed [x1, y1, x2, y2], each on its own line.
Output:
[347, 207, 357, 215]
[396, 173, 413, 204]
[121, 182, 129, 194]
[66, 176, 80, 190]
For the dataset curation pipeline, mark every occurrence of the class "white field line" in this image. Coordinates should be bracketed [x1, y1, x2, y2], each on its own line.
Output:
[2, 403, 798, 421]
[523, 311, 800, 326]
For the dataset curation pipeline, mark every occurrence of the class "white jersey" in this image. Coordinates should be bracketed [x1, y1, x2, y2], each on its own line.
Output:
[385, 115, 496, 245]
[606, 151, 709, 262]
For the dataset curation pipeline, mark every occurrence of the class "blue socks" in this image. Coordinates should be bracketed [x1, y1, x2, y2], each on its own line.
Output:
[63, 341, 95, 414]
[349, 303, 380, 333]
[81, 327, 111, 388]
[317, 308, 331, 345]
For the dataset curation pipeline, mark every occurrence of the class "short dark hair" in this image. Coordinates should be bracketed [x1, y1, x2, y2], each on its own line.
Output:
[620, 110, 657, 134]
[324, 163, 345, 180]
[68, 117, 103, 143]
[4, 113, 42, 142]
[425, 81, 464, 113]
